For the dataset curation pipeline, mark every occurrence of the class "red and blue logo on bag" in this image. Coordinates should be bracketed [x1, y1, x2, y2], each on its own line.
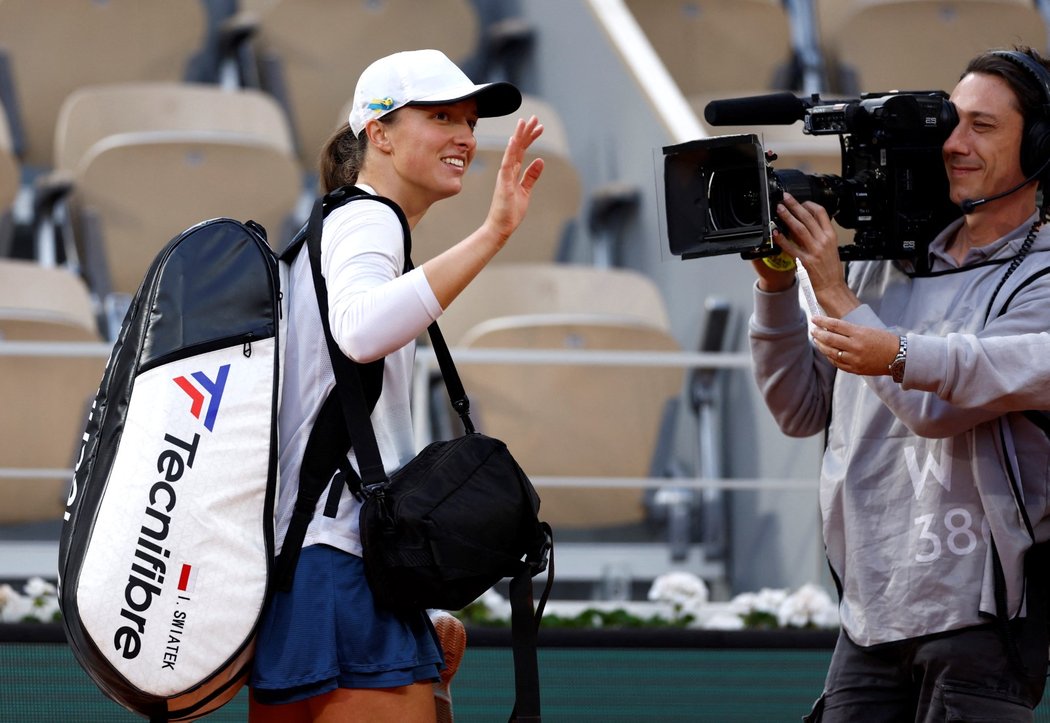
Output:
[173, 364, 230, 432]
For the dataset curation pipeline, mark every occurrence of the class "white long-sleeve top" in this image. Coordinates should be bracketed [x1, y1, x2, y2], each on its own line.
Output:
[274, 186, 443, 557]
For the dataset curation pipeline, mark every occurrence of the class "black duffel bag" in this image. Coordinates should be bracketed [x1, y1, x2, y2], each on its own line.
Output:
[359, 430, 549, 613]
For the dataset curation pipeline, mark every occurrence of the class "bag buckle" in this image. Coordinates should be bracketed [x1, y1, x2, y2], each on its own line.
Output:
[362, 482, 387, 500]
[364, 483, 395, 526]
[531, 526, 553, 574]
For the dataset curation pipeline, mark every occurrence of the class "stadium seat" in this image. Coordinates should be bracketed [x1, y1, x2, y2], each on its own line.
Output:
[411, 94, 583, 265]
[0, 0, 207, 170]
[438, 261, 671, 346]
[625, 0, 796, 97]
[229, 0, 480, 168]
[0, 258, 105, 524]
[36, 81, 302, 334]
[455, 315, 684, 530]
[430, 262, 680, 531]
[814, 0, 1047, 94]
[52, 82, 297, 173]
[64, 131, 301, 321]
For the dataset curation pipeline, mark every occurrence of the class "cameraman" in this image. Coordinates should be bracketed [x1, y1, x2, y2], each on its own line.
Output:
[749, 47, 1050, 721]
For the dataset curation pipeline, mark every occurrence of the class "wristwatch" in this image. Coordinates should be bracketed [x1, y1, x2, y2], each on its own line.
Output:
[888, 335, 908, 383]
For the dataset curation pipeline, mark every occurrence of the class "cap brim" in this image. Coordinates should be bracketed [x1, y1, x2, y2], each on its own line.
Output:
[409, 81, 522, 118]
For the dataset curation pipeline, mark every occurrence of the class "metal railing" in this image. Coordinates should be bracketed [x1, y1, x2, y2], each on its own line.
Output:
[0, 339, 820, 587]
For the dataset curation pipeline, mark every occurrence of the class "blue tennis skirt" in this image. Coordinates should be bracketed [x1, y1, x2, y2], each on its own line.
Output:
[250, 544, 443, 705]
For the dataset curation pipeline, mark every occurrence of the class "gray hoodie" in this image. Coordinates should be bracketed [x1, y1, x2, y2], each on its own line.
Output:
[750, 212, 1050, 646]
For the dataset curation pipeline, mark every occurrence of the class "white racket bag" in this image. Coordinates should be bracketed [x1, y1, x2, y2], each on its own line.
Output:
[58, 217, 284, 721]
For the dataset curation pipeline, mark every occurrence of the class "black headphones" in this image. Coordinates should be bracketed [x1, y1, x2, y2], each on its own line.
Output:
[990, 49, 1050, 178]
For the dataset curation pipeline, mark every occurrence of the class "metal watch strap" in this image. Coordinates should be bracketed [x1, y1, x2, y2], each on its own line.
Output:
[889, 334, 908, 383]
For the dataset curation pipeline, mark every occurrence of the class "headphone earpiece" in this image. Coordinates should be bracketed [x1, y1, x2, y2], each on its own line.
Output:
[991, 50, 1050, 179]
[1022, 116, 1050, 177]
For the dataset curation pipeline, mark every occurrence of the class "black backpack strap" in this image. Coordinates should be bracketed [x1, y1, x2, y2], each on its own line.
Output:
[508, 568, 541, 723]
[508, 521, 554, 723]
[274, 186, 410, 591]
[322, 456, 358, 517]
[304, 188, 471, 483]
[304, 193, 394, 489]
[273, 393, 348, 591]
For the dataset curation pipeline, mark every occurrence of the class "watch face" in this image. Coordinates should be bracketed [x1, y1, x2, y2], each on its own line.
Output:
[890, 359, 905, 383]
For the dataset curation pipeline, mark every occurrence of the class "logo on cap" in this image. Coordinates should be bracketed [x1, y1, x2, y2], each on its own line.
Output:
[367, 97, 396, 113]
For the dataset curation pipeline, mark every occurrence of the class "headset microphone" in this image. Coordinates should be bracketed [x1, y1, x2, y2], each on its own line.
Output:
[959, 153, 1050, 214]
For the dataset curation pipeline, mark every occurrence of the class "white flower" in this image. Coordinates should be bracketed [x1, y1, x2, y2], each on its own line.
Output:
[752, 587, 789, 614]
[30, 595, 61, 623]
[777, 583, 838, 628]
[812, 604, 840, 629]
[476, 587, 511, 619]
[0, 578, 63, 623]
[23, 577, 56, 598]
[723, 584, 839, 629]
[0, 592, 33, 623]
[726, 591, 757, 614]
[647, 571, 709, 611]
[478, 587, 505, 607]
[0, 583, 17, 609]
[702, 611, 746, 630]
[727, 587, 787, 616]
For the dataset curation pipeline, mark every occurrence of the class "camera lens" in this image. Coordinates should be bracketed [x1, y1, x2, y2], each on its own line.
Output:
[774, 169, 841, 217]
[708, 167, 763, 229]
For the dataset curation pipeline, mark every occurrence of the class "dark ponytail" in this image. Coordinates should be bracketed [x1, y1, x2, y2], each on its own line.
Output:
[318, 122, 368, 193]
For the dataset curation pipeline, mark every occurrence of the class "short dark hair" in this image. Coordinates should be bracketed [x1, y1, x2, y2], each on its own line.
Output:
[963, 46, 1050, 128]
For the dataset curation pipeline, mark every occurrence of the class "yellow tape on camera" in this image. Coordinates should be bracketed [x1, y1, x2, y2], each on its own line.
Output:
[761, 251, 796, 272]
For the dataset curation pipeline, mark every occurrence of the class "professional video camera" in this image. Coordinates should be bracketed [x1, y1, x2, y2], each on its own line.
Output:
[662, 91, 961, 267]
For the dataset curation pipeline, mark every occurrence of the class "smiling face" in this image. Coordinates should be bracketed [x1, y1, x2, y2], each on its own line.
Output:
[943, 72, 1030, 209]
[372, 100, 480, 213]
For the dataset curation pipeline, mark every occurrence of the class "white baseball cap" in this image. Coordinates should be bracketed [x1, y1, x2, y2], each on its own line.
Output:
[347, 49, 522, 136]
